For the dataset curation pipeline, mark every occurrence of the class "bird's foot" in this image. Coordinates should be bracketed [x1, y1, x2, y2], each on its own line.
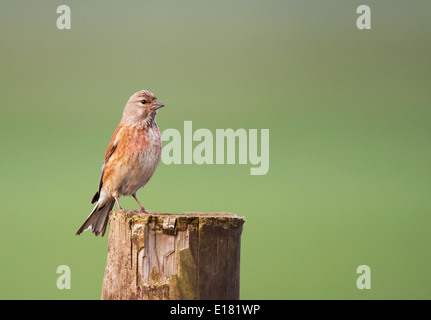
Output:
[132, 194, 149, 214]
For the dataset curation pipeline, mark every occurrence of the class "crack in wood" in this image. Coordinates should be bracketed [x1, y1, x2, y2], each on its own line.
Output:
[101, 211, 245, 300]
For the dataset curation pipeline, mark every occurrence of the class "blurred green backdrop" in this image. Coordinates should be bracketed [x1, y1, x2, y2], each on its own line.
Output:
[1, 1, 430, 299]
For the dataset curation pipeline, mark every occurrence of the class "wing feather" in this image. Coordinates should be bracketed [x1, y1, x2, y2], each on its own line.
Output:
[90, 125, 124, 204]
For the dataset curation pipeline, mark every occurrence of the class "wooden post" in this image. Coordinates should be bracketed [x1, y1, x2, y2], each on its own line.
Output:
[101, 211, 245, 300]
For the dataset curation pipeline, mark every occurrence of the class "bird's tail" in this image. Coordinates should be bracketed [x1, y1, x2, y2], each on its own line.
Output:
[76, 199, 115, 237]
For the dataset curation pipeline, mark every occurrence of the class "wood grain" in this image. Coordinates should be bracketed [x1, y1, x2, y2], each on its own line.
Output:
[101, 211, 245, 300]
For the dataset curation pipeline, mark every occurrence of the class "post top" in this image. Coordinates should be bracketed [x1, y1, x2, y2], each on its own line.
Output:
[111, 210, 244, 219]
[109, 210, 245, 233]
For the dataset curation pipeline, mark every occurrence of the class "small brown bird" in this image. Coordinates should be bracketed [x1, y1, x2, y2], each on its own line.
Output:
[76, 90, 164, 236]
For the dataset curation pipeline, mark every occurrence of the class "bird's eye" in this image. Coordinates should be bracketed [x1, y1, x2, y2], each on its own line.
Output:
[141, 100, 147, 104]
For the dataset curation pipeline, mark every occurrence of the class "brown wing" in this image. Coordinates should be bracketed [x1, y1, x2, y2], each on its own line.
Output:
[90, 125, 123, 204]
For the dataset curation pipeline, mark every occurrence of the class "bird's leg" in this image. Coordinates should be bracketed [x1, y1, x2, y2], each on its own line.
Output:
[132, 194, 148, 214]
[114, 196, 123, 211]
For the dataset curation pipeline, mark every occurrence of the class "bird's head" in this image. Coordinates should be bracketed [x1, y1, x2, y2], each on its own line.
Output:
[121, 90, 164, 127]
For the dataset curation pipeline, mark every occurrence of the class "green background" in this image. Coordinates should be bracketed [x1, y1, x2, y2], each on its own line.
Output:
[1, 1, 430, 299]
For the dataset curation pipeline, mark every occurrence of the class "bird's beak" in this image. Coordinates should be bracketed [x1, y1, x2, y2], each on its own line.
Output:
[152, 101, 165, 110]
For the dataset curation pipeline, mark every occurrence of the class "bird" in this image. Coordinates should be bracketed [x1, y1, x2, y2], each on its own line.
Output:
[76, 90, 164, 237]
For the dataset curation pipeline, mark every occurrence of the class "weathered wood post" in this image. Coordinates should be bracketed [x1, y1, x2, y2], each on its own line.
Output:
[101, 211, 245, 300]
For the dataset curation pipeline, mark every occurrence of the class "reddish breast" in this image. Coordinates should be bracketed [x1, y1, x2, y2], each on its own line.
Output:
[102, 124, 161, 191]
